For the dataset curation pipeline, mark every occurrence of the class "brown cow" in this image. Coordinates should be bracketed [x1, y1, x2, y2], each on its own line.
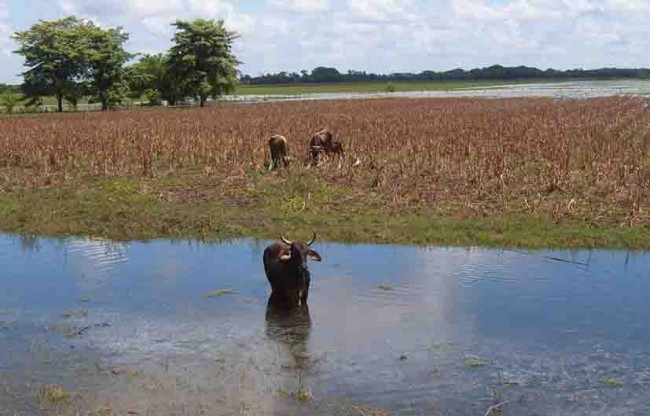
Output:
[309, 129, 344, 166]
[263, 233, 322, 308]
[268, 134, 291, 170]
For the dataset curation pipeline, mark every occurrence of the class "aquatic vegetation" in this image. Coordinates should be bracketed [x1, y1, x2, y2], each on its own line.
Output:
[601, 378, 623, 388]
[36, 384, 70, 403]
[203, 288, 238, 298]
[465, 357, 491, 368]
[296, 386, 313, 403]
[61, 308, 88, 318]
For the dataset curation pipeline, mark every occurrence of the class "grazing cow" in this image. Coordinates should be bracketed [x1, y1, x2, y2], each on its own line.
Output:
[263, 233, 322, 308]
[268, 134, 291, 170]
[309, 129, 344, 166]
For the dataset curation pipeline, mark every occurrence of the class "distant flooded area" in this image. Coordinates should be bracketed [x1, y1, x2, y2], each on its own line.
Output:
[224, 79, 650, 104]
[1, 234, 649, 415]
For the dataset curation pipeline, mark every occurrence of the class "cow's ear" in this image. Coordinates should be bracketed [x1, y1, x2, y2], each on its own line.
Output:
[307, 250, 322, 262]
[279, 249, 292, 261]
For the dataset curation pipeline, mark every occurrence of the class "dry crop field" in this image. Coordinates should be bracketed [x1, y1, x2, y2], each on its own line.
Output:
[0, 97, 648, 246]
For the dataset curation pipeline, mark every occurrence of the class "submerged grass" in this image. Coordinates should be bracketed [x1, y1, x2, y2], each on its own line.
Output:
[0, 97, 647, 248]
[204, 289, 238, 298]
[36, 384, 70, 404]
[601, 378, 624, 388]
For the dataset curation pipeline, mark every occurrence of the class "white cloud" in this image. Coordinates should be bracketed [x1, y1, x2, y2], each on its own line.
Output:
[271, 0, 329, 13]
[0, 0, 12, 56]
[348, 0, 417, 22]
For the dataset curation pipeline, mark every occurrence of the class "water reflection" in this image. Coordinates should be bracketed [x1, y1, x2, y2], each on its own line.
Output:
[265, 294, 312, 371]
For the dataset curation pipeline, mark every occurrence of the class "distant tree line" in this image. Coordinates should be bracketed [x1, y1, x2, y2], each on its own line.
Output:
[0, 83, 20, 94]
[6, 16, 239, 113]
[241, 65, 650, 85]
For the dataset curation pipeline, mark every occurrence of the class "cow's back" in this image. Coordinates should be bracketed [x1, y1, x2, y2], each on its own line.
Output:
[269, 135, 288, 154]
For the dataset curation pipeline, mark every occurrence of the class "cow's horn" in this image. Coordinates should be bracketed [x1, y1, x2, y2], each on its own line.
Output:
[307, 232, 317, 246]
[280, 234, 292, 245]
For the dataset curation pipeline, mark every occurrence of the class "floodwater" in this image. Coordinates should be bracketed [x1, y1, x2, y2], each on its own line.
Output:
[0, 234, 649, 416]
[224, 79, 650, 104]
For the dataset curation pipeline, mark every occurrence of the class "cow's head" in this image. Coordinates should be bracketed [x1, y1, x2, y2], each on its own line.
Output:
[309, 145, 324, 165]
[279, 232, 322, 275]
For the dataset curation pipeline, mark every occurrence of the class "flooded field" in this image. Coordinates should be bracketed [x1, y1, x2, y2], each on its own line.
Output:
[224, 79, 650, 104]
[1, 234, 649, 415]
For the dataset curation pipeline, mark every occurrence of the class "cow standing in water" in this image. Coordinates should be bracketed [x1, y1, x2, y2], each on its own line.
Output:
[309, 129, 344, 167]
[263, 233, 322, 309]
[268, 134, 291, 170]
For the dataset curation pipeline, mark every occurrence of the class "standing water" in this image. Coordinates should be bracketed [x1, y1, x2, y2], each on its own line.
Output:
[0, 234, 648, 415]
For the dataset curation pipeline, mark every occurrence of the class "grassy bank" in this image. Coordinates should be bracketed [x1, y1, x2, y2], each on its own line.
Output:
[0, 97, 648, 249]
[0, 174, 647, 248]
[233, 80, 542, 95]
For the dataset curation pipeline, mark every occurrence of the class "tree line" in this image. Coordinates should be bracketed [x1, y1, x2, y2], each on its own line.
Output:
[8, 16, 239, 112]
[241, 65, 650, 85]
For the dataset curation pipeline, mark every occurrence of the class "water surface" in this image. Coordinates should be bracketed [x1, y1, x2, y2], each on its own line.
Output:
[0, 235, 648, 415]
[224, 79, 650, 104]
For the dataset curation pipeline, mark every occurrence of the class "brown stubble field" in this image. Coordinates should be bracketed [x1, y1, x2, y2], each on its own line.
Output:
[0, 97, 648, 247]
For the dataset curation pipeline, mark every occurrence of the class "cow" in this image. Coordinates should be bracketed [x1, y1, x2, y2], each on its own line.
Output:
[268, 134, 291, 170]
[308, 129, 344, 166]
[263, 233, 322, 309]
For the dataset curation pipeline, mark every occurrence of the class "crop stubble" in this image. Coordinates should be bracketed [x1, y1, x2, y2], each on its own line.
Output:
[0, 97, 648, 230]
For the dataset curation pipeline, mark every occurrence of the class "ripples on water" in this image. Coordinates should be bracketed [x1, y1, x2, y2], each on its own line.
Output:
[0, 234, 649, 415]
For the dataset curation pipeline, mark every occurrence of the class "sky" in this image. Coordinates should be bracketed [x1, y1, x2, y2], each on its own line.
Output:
[0, 0, 649, 83]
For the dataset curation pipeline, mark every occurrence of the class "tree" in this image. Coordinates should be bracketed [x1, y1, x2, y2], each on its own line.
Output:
[127, 53, 182, 106]
[13, 16, 87, 113]
[310, 67, 342, 83]
[169, 19, 240, 107]
[0, 91, 24, 114]
[81, 23, 132, 110]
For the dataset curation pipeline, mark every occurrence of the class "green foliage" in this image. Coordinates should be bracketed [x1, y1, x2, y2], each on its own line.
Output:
[81, 23, 132, 110]
[63, 82, 87, 110]
[0, 83, 20, 94]
[13, 16, 88, 112]
[127, 53, 181, 105]
[13, 16, 132, 112]
[385, 82, 397, 93]
[1, 91, 24, 114]
[169, 19, 240, 107]
[243, 65, 650, 85]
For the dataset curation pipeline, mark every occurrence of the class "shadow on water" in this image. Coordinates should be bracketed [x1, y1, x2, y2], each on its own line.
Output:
[265, 294, 312, 371]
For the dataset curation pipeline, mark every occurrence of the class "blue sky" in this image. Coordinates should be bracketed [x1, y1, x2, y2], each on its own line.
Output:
[1, 0, 649, 83]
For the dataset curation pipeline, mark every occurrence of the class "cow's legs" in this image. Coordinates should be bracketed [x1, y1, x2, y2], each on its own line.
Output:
[301, 273, 310, 305]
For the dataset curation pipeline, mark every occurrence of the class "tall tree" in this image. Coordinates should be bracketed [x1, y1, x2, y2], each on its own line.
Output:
[169, 19, 240, 107]
[127, 53, 181, 106]
[13, 16, 86, 113]
[81, 23, 132, 110]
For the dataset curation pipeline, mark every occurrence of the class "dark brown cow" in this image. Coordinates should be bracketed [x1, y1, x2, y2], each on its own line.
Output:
[309, 129, 344, 166]
[268, 134, 291, 170]
[263, 233, 322, 308]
